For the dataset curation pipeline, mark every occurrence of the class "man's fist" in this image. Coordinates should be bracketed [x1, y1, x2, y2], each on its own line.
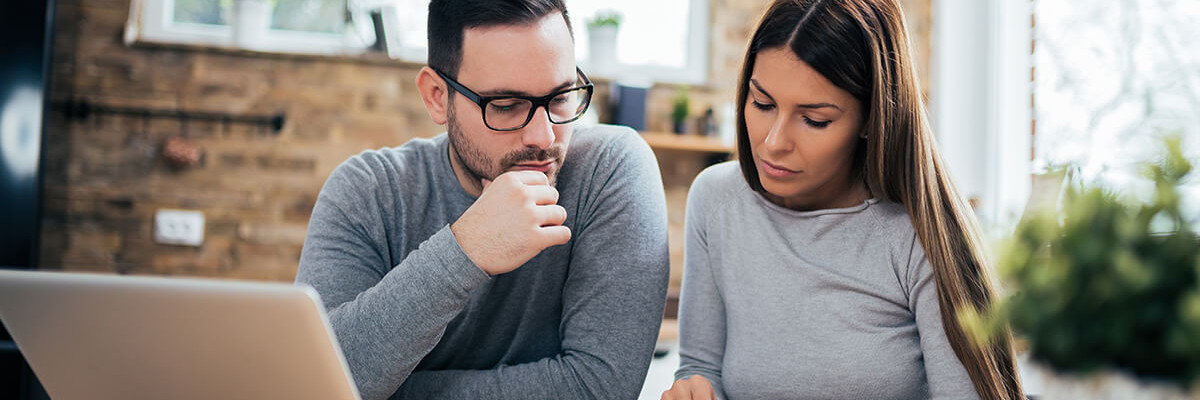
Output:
[451, 170, 571, 275]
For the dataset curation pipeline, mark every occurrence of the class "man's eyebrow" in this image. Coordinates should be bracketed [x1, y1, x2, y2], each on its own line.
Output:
[749, 78, 842, 111]
[480, 79, 575, 97]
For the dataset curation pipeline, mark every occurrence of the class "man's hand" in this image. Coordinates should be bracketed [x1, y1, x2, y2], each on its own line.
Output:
[661, 375, 716, 400]
[451, 170, 571, 275]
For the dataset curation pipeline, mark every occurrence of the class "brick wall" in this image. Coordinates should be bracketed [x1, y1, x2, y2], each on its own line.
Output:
[40, 0, 929, 283]
[41, 0, 440, 280]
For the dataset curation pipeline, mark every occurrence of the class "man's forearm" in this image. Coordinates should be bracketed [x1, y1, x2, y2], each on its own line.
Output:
[312, 226, 489, 400]
[392, 348, 654, 400]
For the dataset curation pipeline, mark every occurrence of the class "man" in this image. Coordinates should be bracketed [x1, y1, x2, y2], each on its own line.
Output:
[294, 1, 669, 399]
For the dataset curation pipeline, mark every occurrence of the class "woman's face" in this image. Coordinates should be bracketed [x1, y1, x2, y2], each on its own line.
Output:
[745, 47, 866, 210]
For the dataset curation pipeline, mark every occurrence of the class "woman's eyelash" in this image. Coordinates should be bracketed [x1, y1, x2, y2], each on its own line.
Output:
[752, 100, 832, 128]
[751, 100, 774, 110]
[804, 117, 832, 128]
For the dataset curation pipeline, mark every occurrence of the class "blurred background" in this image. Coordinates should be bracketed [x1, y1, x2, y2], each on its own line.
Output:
[1, 0, 1197, 398]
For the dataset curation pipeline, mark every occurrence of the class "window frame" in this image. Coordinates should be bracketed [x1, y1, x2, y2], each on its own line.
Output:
[375, 0, 711, 85]
[930, 0, 1033, 238]
[575, 0, 711, 85]
[127, 0, 371, 56]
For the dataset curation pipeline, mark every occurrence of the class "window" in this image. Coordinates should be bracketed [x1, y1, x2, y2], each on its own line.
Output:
[375, 0, 710, 84]
[931, 0, 1035, 237]
[1033, 0, 1200, 227]
[128, 0, 374, 55]
[131, 0, 708, 83]
[934, 0, 1200, 237]
[568, 0, 709, 84]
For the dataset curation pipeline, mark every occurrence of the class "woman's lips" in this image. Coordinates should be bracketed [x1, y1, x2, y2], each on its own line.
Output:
[759, 159, 800, 178]
[512, 160, 555, 173]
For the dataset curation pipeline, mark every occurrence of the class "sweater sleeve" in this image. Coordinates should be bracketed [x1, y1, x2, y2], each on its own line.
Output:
[295, 157, 491, 400]
[674, 168, 728, 399]
[390, 128, 671, 400]
[906, 235, 981, 400]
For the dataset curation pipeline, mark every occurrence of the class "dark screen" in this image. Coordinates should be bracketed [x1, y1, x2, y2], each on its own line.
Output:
[0, 6, 52, 393]
[0, 0, 51, 269]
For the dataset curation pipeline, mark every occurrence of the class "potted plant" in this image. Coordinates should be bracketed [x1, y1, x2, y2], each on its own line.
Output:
[231, 0, 275, 50]
[671, 85, 690, 134]
[962, 136, 1200, 399]
[586, 10, 622, 75]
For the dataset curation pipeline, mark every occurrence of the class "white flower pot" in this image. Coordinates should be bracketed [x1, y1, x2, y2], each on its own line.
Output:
[1034, 363, 1200, 400]
[232, 0, 272, 50]
[587, 25, 618, 76]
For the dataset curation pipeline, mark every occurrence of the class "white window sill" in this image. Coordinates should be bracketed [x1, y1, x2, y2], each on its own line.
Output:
[125, 39, 427, 68]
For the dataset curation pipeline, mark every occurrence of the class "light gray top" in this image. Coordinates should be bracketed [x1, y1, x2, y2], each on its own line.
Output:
[296, 125, 669, 400]
[674, 162, 978, 400]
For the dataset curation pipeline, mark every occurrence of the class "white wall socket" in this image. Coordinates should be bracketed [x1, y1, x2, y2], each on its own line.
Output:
[154, 209, 205, 246]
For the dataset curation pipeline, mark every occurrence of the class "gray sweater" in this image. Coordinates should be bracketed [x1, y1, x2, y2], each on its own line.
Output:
[296, 125, 670, 400]
[674, 162, 978, 400]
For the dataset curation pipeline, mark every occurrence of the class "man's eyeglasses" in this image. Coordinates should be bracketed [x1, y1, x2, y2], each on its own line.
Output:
[434, 67, 594, 132]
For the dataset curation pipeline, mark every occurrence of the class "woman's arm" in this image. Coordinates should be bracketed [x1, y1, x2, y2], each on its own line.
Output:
[672, 173, 728, 399]
[907, 236, 981, 400]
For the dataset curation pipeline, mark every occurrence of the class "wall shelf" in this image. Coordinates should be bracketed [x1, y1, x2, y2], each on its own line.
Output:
[54, 99, 286, 134]
[639, 132, 734, 153]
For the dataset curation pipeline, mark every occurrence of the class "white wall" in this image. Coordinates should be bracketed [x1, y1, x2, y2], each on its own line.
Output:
[930, 0, 1032, 238]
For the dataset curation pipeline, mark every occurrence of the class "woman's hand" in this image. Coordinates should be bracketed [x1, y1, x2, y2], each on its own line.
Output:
[661, 375, 716, 400]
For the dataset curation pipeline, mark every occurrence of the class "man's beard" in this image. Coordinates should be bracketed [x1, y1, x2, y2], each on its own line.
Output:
[447, 102, 565, 186]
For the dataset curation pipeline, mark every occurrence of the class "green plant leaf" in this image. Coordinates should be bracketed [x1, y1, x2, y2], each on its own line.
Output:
[980, 135, 1200, 386]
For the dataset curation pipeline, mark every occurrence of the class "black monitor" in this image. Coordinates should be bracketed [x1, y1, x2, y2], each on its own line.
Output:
[0, 0, 54, 398]
[0, 0, 51, 270]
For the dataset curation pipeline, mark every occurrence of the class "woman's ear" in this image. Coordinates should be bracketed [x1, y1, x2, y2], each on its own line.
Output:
[416, 67, 449, 125]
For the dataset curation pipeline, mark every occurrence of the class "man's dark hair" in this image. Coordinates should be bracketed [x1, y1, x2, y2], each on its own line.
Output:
[427, 0, 573, 78]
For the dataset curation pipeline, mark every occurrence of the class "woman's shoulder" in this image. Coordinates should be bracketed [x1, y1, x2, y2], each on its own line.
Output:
[864, 200, 933, 280]
[865, 200, 921, 249]
[690, 161, 749, 202]
[866, 200, 911, 227]
[684, 161, 749, 227]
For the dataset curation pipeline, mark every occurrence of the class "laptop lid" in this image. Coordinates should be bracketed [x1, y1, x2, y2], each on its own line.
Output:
[0, 269, 361, 400]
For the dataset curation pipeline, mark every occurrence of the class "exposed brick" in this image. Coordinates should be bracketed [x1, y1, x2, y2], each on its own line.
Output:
[254, 155, 316, 172]
[236, 221, 309, 246]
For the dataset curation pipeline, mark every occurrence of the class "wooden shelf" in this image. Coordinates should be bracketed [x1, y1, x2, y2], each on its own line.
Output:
[639, 132, 734, 153]
[658, 319, 679, 342]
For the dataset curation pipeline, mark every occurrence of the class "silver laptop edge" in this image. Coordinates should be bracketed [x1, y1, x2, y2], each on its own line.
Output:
[0, 269, 361, 400]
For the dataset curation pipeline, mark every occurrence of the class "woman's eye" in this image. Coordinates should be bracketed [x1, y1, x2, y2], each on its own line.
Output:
[804, 116, 832, 128]
[751, 100, 775, 111]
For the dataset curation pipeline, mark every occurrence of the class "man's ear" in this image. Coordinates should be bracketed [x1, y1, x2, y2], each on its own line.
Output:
[416, 67, 449, 125]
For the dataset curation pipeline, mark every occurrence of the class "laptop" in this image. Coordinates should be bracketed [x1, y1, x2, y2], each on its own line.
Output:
[0, 269, 361, 400]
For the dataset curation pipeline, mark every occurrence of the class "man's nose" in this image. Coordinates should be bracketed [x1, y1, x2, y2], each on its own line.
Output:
[520, 106, 556, 149]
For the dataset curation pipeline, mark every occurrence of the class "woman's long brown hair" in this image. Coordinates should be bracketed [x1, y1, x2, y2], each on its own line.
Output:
[734, 1, 1023, 398]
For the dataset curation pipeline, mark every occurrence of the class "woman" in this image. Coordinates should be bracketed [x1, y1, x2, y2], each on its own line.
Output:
[662, 0, 1023, 399]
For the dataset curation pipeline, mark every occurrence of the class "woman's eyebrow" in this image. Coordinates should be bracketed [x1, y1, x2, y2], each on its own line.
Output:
[796, 102, 841, 111]
[751, 78, 842, 111]
[749, 78, 775, 101]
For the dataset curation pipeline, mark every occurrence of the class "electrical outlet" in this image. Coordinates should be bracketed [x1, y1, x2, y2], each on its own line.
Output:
[154, 209, 205, 246]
